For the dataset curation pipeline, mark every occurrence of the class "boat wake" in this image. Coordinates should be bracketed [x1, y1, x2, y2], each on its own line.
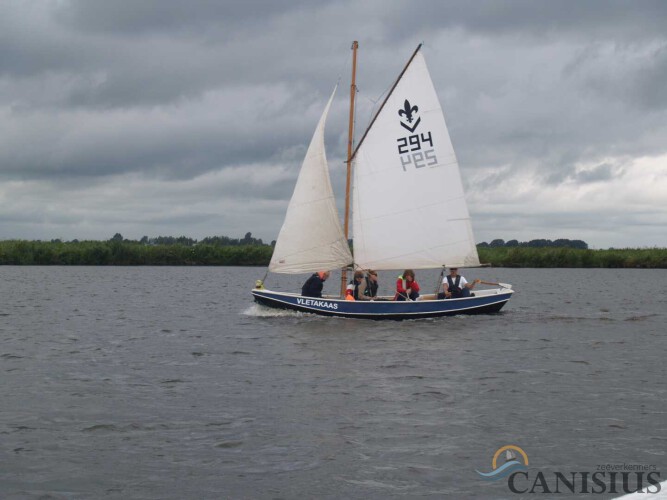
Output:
[242, 304, 304, 318]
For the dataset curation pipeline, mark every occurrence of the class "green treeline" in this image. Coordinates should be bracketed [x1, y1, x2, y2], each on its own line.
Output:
[478, 238, 588, 249]
[0, 240, 273, 266]
[1, 236, 666, 267]
[478, 247, 667, 268]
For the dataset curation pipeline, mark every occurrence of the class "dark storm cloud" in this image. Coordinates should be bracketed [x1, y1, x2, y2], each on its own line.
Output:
[439, 34, 667, 183]
[0, 80, 339, 180]
[573, 163, 617, 184]
[634, 44, 667, 111]
[53, 0, 316, 36]
[1, 0, 666, 244]
[382, 0, 667, 40]
[1, 1, 339, 109]
[544, 162, 621, 186]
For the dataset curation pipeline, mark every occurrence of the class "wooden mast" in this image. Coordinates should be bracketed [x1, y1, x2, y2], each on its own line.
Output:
[341, 40, 358, 297]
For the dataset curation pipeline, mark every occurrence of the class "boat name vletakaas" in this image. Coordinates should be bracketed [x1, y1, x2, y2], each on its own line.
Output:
[296, 298, 338, 310]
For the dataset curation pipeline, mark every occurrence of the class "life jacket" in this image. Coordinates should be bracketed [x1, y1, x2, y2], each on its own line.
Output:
[364, 276, 378, 297]
[395, 274, 410, 300]
[398, 275, 407, 292]
[447, 275, 463, 297]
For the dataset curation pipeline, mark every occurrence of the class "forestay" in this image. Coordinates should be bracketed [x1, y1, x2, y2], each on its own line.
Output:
[269, 87, 353, 274]
[352, 51, 480, 270]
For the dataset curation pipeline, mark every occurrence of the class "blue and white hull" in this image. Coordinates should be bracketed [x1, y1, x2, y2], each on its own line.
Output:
[251, 288, 513, 320]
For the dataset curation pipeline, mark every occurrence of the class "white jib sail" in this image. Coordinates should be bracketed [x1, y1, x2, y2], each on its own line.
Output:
[352, 51, 480, 270]
[269, 87, 353, 274]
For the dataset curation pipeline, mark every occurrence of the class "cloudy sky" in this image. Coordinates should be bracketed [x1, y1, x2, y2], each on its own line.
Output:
[1, 0, 666, 248]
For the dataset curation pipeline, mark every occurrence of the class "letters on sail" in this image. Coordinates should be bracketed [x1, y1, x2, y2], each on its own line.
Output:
[269, 87, 353, 274]
[352, 51, 480, 270]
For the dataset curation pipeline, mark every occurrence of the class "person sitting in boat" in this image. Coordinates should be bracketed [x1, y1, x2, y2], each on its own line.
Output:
[361, 269, 379, 300]
[438, 267, 479, 299]
[301, 271, 330, 298]
[395, 269, 420, 301]
[346, 271, 364, 300]
[347, 270, 378, 301]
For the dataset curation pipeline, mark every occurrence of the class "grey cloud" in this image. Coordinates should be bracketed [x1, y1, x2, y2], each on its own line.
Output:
[634, 44, 667, 111]
[384, 0, 667, 41]
[574, 163, 617, 184]
[472, 209, 665, 248]
[0, 83, 341, 181]
[543, 162, 621, 186]
[1, 1, 666, 244]
[52, 0, 316, 36]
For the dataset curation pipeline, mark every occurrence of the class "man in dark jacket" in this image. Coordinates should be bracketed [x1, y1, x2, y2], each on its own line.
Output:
[301, 271, 330, 297]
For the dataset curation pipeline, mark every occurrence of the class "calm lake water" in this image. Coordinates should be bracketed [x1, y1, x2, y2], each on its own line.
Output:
[1, 266, 665, 499]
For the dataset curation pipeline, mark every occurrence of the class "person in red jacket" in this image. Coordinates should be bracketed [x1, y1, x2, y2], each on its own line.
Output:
[394, 269, 420, 301]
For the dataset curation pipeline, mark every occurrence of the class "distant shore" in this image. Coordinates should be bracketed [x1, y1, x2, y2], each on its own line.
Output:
[477, 247, 667, 268]
[0, 240, 273, 266]
[1, 240, 666, 268]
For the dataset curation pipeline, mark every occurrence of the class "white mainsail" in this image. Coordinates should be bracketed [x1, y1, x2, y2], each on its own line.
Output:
[269, 87, 353, 274]
[352, 51, 480, 270]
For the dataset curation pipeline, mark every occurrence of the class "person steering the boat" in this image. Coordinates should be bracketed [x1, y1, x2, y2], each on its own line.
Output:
[301, 271, 330, 298]
[438, 267, 479, 299]
[395, 270, 420, 301]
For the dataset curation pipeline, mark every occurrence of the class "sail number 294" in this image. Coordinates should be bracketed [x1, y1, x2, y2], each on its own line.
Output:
[397, 132, 438, 171]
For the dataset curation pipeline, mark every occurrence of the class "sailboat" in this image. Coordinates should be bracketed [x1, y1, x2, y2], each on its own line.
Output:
[251, 42, 513, 320]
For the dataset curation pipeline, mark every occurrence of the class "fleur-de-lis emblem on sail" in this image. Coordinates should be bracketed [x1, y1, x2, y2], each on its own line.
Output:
[398, 100, 418, 123]
[398, 99, 421, 132]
